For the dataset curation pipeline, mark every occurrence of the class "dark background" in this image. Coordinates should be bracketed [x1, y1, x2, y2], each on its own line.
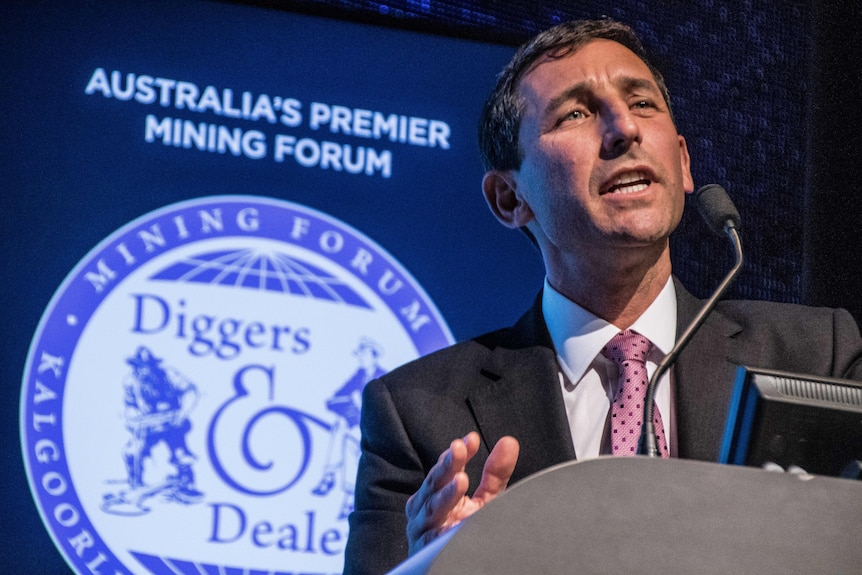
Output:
[3, 1, 860, 573]
[224, 0, 862, 333]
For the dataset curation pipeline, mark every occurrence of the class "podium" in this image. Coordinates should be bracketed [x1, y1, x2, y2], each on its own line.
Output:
[387, 457, 862, 574]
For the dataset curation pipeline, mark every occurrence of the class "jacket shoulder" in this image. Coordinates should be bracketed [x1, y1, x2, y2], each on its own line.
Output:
[716, 298, 854, 329]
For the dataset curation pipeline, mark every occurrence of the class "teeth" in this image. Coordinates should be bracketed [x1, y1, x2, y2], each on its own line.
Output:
[611, 171, 649, 194]
[616, 171, 647, 185]
[615, 182, 648, 194]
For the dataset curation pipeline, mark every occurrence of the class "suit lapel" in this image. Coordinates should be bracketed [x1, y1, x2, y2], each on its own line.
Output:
[466, 297, 576, 482]
[465, 281, 745, 472]
[673, 279, 743, 461]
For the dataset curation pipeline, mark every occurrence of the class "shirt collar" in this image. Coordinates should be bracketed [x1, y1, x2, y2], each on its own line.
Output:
[542, 276, 677, 382]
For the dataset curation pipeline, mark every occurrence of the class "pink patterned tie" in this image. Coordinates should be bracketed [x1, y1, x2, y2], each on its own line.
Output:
[601, 330, 669, 458]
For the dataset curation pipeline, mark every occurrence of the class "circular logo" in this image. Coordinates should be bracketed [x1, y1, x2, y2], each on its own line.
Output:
[20, 196, 453, 574]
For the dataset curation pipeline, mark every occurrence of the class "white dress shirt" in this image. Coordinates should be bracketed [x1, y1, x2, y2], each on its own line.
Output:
[542, 277, 677, 459]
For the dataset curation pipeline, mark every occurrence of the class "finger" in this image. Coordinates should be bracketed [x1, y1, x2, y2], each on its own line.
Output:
[472, 436, 519, 502]
[406, 470, 468, 544]
[412, 508, 463, 550]
[432, 435, 471, 488]
[405, 434, 472, 518]
[425, 469, 469, 524]
[462, 430, 481, 460]
[412, 525, 441, 553]
[409, 511, 459, 556]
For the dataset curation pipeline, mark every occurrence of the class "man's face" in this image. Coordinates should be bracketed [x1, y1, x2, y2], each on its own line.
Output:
[510, 39, 694, 256]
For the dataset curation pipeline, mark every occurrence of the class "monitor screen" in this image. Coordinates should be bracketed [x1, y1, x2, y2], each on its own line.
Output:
[719, 366, 862, 477]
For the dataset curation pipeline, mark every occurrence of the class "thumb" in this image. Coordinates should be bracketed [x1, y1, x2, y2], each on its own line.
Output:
[472, 436, 519, 502]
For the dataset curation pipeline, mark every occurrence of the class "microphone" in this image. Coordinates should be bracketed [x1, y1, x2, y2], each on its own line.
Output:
[640, 184, 744, 457]
[696, 183, 742, 235]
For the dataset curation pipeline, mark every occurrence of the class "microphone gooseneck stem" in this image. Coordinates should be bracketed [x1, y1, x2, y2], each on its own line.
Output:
[641, 224, 743, 457]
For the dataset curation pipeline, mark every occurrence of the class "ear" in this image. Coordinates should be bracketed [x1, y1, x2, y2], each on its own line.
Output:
[482, 170, 534, 229]
[678, 135, 695, 194]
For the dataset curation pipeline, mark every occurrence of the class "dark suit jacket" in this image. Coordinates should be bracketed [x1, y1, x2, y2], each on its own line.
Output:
[343, 280, 862, 575]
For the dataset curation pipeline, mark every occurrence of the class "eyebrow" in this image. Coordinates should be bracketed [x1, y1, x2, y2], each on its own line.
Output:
[544, 75, 662, 117]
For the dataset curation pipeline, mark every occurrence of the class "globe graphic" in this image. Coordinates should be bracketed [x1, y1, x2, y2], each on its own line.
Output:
[150, 248, 370, 309]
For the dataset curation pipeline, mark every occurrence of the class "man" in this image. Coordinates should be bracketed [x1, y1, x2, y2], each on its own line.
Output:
[343, 19, 862, 575]
[121, 345, 203, 503]
[312, 337, 387, 520]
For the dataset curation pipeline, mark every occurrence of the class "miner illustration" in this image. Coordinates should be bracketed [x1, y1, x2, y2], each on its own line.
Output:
[122, 346, 203, 504]
[312, 337, 386, 519]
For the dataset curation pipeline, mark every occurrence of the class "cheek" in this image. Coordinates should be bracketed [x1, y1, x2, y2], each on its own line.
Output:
[517, 140, 594, 214]
[527, 144, 585, 191]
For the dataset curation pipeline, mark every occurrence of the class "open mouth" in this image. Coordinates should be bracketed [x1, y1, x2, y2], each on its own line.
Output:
[605, 171, 651, 195]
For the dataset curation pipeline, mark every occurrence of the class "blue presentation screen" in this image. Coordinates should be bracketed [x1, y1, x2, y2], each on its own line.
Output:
[4, 0, 541, 341]
[3, 1, 547, 573]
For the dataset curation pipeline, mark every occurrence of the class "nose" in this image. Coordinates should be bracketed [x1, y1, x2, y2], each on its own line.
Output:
[600, 104, 640, 157]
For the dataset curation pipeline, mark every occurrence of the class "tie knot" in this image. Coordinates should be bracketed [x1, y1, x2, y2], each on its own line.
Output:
[601, 330, 652, 365]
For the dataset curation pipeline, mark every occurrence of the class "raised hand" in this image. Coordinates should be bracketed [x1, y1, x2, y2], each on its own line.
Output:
[405, 431, 519, 555]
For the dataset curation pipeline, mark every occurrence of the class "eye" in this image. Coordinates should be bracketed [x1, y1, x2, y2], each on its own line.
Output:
[631, 99, 660, 114]
[558, 107, 588, 125]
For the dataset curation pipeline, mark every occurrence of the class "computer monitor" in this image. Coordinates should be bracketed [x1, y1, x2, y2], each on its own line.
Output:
[719, 366, 862, 477]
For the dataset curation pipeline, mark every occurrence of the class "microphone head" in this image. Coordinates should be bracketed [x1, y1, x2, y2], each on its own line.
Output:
[695, 184, 741, 235]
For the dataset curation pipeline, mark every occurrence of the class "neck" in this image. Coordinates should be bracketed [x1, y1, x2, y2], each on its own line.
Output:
[545, 243, 672, 330]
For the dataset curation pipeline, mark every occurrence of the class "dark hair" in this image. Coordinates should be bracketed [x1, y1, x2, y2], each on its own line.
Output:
[478, 19, 673, 172]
